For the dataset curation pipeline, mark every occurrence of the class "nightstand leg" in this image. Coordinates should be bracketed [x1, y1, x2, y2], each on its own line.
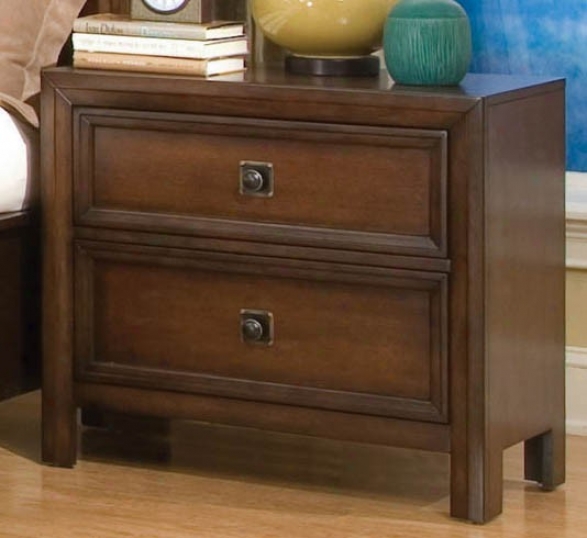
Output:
[42, 390, 77, 467]
[524, 429, 565, 490]
[450, 445, 504, 524]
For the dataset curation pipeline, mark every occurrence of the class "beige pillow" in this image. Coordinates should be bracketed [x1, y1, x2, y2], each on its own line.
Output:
[0, 0, 87, 126]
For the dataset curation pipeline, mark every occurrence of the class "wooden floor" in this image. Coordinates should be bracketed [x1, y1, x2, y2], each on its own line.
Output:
[0, 391, 586, 537]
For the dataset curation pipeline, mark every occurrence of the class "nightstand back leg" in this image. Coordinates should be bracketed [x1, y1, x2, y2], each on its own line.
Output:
[524, 428, 566, 490]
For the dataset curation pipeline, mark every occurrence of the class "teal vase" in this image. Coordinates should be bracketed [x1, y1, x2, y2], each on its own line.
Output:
[383, 0, 472, 86]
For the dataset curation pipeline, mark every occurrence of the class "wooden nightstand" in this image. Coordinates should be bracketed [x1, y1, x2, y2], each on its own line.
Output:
[41, 66, 566, 523]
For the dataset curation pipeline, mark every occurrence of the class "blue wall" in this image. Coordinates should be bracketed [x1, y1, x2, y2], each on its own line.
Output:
[459, 1, 587, 172]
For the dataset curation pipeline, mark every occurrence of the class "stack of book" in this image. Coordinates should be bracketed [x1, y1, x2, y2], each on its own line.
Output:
[72, 13, 248, 77]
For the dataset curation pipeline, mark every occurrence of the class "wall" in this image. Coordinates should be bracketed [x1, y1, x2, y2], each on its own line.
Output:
[567, 173, 587, 435]
[459, 0, 587, 172]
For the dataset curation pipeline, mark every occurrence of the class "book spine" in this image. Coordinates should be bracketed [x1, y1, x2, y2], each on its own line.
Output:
[73, 52, 211, 76]
[72, 33, 247, 59]
[72, 19, 210, 40]
[73, 51, 245, 77]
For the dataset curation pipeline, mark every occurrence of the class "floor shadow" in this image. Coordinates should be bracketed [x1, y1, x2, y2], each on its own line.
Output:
[0, 390, 451, 508]
[80, 410, 451, 506]
[0, 389, 42, 463]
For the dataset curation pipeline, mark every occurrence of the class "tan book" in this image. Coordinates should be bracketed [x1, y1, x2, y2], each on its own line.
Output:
[73, 13, 245, 41]
[73, 51, 246, 77]
[72, 32, 248, 60]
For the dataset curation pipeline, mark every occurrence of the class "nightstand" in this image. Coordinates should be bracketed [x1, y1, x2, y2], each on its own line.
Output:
[41, 66, 566, 523]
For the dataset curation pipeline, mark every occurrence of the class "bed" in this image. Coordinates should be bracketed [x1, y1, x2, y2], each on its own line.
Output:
[0, 0, 126, 399]
[0, 111, 33, 213]
[0, 113, 39, 399]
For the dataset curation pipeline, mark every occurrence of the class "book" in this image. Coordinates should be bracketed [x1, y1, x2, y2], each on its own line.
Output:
[73, 51, 246, 77]
[73, 13, 245, 41]
[72, 32, 249, 60]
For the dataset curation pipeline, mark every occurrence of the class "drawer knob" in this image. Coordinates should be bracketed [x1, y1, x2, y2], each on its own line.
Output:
[240, 309, 274, 345]
[239, 161, 274, 197]
[242, 318, 264, 341]
[242, 169, 265, 193]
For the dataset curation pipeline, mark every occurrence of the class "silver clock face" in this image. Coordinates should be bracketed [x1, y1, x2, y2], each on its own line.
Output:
[142, 0, 189, 13]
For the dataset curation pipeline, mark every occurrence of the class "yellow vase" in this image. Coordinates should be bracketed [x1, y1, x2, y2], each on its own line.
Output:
[251, 0, 400, 57]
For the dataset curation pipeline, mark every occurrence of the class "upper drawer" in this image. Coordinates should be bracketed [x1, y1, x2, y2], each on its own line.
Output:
[74, 110, 447, 257]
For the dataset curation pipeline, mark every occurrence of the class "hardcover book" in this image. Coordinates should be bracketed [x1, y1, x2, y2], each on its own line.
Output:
[73, 13, 245, 41]
[73, 50, 246, 76]
[72, 32, 249, 60]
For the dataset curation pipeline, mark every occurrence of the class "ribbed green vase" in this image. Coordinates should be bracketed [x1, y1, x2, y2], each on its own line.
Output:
[383, 0, 472, 86]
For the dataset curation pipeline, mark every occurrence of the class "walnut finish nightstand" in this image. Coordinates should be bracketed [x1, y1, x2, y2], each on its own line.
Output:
[41, 66, 566, 523]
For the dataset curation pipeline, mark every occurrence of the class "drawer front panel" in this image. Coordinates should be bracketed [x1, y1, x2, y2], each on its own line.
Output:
[74, 241, 448, 422]
[75, 111, 447, 256]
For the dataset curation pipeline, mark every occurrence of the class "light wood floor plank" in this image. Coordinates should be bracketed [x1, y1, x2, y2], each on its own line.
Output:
[0, 391, 585, 536]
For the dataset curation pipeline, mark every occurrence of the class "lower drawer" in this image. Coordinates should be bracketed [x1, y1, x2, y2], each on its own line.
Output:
[74, 240, 448, 422]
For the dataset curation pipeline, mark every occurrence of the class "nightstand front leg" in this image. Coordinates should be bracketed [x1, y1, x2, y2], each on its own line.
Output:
[42, 375, 78, 467]
[450, 444, 504, 524]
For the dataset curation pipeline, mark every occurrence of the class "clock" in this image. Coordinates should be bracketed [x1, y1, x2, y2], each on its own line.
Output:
[130, 0, 215, 23]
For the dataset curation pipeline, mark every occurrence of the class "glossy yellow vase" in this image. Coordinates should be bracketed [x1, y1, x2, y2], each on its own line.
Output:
[251, 0, 399, 57]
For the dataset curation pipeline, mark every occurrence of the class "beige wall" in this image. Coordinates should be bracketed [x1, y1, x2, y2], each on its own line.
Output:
[567, 269, 587, 347]
[565, 173, 587, 434]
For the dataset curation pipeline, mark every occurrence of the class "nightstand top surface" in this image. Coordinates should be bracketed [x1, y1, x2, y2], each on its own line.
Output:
[43, 65, 564, 103]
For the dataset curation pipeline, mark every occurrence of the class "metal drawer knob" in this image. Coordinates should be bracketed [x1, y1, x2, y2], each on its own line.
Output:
[240, 309, 274, 345]
[241, 169, 265, 193]
[242, 318, 264, 341]
[239, 161, 274, 197]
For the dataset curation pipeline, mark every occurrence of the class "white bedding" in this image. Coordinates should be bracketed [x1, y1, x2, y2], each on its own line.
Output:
[0, 107, 29, 213]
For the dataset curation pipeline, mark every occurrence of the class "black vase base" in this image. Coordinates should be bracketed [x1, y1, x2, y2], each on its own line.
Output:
[285, 55, 380, 77]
